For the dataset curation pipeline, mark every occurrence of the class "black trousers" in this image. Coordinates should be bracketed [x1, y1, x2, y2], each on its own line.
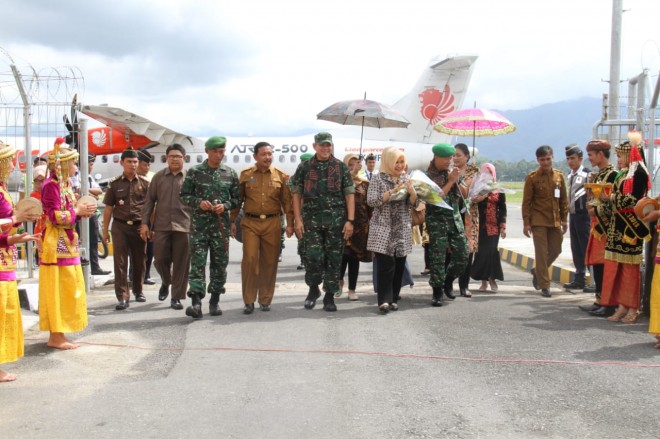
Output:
[445, 252, 474, 290]
[89, 214, 102, 272]
[374, 252, 406, 306]
[340, 253, 359, 291]
[569, 211, 591, 278]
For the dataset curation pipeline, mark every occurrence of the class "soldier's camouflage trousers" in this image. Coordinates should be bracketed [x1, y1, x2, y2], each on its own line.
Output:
[303, 224, 343, 294]
[427, 210, 468, 289]
[188, 225, 230, 298]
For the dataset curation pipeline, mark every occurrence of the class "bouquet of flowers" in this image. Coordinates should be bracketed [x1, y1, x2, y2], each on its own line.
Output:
[409, 170, 452, 210]
[467, 172, 513, 200]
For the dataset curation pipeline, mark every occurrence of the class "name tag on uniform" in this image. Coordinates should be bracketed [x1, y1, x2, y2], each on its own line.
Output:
[249, 177, 257, 182]
[575, 176, 582, 184]
[554, 188, 560, 198]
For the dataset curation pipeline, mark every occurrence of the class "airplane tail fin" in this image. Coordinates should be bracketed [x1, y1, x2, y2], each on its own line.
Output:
[365, 55, 478, 144]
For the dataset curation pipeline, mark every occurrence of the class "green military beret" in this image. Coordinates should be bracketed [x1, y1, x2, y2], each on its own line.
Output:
[432, 143, 455, 158]
[205, 136, 227, 149]
[300, 153, 313, 161]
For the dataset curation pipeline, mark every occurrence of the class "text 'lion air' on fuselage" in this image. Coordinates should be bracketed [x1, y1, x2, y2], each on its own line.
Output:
[80, 55, 478, 181]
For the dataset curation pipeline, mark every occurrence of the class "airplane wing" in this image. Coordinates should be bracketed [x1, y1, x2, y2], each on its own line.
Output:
[81, 104, 197, 147]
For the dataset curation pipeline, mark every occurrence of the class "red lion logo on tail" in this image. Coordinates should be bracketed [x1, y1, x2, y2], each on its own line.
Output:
[419, 85, 455, 125]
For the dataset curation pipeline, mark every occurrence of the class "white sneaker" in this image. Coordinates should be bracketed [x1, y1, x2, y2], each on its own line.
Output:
[347, 290, 358, 301]
[335, 280, 344, 298]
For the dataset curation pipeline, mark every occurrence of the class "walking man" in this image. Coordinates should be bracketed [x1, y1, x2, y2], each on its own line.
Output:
[230, 142, 294, 314]
[102, 147, 150, 310]
[289, 132, 355, 312]
[563, 144, 591, 290]
[180, 136, 240, 319]
[140, 144, 191, 311]
[425, 143, 468, 306]
[522, 145, 568, 298]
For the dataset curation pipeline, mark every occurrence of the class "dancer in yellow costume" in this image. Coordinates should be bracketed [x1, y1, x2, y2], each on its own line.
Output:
[38, 144, 96, 350]
[641, 207, 660, 349]
[0, 140, 39, 382]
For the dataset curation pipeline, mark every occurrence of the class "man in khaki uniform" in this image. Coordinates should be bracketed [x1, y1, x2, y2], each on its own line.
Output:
[522, 145, 568, 298]
[230, 141, 294, 314]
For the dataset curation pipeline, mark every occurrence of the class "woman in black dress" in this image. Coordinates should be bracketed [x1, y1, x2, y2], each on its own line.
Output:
[471, 163, 506, 292]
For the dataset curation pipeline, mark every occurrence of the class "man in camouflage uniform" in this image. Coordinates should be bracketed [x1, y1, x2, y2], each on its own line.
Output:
[180, 136, 240, 319]
[522, 145, 568, 298]
[289, 132, 355, 312]
[425, 143, 468, 306]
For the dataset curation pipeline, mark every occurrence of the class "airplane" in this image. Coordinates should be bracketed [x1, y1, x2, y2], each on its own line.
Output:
[79, 54, 478, 181]
[5, 54, 478, 187]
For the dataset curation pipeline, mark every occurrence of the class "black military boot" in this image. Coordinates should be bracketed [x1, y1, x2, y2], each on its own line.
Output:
[185, 294, 203, 319]
[431, 287, 444, 307]
[322, 292, 337, 312]
[209, 293, 223, 316]
[304, 285, 321, 310]
[444, 277, 455, 300]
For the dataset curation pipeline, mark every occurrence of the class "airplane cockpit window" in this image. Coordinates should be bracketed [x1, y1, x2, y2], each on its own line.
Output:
[185, 155, 190, 163]
[102, 156, 108, 163]
[196, 155, 202, 163]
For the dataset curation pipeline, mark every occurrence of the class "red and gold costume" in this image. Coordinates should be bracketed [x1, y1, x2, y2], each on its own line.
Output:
[37, 147, 87, 333]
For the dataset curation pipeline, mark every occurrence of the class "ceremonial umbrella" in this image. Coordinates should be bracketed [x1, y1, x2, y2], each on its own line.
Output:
[317, 99, 410, 155]
[433, 108, 516, 148]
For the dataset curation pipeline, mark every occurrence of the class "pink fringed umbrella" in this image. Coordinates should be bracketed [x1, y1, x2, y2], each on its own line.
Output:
[433, 108, 516, 147]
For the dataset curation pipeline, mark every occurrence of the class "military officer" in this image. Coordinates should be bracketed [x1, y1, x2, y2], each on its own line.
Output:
[289, 132, 355, 312]
[522, 145, 568, 298]
[180, 136, 240, 319]
[425, 143, 468, 306]
[563, 144, 591, 290]
[102, 147, 150, 310]
[230, 142, 294, 314]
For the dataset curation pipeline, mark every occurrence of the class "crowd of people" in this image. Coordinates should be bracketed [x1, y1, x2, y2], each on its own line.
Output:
[1, 130, 659, 383]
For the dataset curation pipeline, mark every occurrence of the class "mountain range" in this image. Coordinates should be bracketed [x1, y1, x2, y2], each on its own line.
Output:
[455, 97, 603, 161]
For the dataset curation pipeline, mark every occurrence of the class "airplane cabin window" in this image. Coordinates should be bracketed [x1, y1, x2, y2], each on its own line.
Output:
[279, 155, 285, 163]
[233, 156, 239, 163]
[113, 155, 120, 163]
[102, 156, 108, 163]
[290, 155, 296, 162]
[196, 155, 202, 163]
[160, 155, 166, 163]
[185, 155, 190, 163]
[245, 155, 250, 163]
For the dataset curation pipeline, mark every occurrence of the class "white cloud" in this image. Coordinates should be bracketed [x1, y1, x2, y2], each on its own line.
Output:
[1, 0, 659, 138]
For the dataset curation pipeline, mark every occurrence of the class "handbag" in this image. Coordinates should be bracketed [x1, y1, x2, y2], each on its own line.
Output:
[411, 202, 426, 227]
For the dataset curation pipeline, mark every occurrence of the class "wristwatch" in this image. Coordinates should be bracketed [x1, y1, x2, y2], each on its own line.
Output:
[346, 219, 354, 224]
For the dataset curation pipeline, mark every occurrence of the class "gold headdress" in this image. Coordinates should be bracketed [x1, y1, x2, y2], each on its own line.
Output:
[0, 140, 16, 185]
[48, 138, 79, 208]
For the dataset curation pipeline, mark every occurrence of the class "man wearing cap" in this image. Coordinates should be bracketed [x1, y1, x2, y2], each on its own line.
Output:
[135, 148, 156, 285]
[87, 153, 110, 276]
[294, 153, 313, 270]
[102, 147, 151, 310]
[180, 136, 240, 319]
[425, 143, 468, 306]
[289, 132, 355, 312]
[563, 144, 591, 290]
[140, 144, 191, 311]
[582, 140, 618, 316]
[522, 145, 568, 298]
[230, 141, 294, 314]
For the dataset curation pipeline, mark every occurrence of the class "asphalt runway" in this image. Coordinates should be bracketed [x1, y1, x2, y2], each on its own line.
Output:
[2, 232, 659, 438]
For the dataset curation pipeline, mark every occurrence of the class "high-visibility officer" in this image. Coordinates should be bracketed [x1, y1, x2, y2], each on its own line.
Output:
[230, 142, 294, 314]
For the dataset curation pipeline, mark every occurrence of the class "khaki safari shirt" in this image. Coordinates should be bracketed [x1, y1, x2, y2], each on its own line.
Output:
[230, 165, 294, 225]
[522, 168, 568, 228]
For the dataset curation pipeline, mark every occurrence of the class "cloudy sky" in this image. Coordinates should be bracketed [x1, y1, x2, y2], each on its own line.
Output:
[1, 0, 658, 138]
